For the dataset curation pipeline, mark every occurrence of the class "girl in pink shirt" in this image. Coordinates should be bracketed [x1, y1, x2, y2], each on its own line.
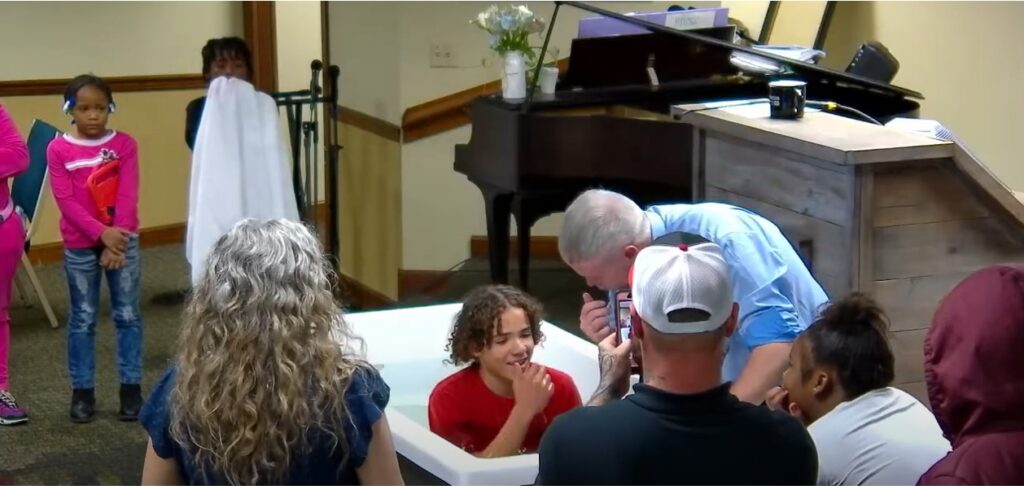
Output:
[0, 103, 30, 425]
[46, 75, 143, 424]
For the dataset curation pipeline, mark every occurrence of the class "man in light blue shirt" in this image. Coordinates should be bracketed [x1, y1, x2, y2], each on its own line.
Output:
[559, 189, 829, 404]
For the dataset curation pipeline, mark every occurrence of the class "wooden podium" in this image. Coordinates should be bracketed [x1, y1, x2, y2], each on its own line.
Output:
[672, 104, 1024, 400]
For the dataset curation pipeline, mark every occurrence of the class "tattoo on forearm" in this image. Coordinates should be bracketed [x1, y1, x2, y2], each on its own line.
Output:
[586, 383, 615, 406]
[599, 351, 615, 375]
[586, 351, 624, 406]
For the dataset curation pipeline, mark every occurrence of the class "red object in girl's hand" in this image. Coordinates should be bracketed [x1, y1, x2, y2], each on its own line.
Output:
[87, 157, 120, 225]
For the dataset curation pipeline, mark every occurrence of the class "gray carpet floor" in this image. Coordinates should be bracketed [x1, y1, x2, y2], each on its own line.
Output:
[1, 243, 588, 484]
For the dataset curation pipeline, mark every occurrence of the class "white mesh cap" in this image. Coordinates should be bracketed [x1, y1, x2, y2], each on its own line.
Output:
[629, 242, 734, 334]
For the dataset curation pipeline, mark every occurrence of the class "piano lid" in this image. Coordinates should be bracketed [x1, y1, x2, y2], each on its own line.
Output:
[547, 1, 923, 100]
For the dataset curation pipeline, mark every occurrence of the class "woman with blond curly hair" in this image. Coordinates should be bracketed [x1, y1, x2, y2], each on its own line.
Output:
[139, 219, 403, 485]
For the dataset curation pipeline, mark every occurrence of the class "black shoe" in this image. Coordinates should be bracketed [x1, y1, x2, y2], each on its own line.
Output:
[70, 388, 96, 424]
[150, 288, 190, 306]
[118, 384, 142, 421]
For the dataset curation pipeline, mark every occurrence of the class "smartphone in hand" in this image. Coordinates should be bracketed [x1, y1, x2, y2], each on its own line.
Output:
[613, 289, 641, 373]
[613, 289, 632, 345]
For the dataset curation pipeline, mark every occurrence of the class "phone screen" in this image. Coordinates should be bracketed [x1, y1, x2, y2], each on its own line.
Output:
[614, 290, 632, 345]
[614, 290, 641, 372]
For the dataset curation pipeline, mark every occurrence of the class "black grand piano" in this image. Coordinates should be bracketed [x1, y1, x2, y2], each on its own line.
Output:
[454, 1, 922, 289]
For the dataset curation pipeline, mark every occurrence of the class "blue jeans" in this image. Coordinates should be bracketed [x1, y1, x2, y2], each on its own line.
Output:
[64, 238, 143, 389]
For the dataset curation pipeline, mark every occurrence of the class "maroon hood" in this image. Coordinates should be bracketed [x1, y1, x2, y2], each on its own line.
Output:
[925, 263, 1024, 446]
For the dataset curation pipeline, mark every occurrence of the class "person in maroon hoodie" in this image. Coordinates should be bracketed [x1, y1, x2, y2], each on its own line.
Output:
[918, 263, 1024, 485]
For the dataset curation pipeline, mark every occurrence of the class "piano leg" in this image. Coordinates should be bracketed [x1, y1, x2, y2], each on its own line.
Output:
[516, 210, 532, 291]
[482, 188, 514, 284]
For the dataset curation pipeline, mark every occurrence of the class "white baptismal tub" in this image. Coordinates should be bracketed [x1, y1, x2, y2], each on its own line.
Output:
[345, 303, 600, 485]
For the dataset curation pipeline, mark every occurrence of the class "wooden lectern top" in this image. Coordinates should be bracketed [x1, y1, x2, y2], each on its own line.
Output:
[674, 103, 1024, 229]
[673, 103, 952, 166]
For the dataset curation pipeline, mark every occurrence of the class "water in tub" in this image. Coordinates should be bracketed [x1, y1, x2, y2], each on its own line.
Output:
[376, 358, 461, 427]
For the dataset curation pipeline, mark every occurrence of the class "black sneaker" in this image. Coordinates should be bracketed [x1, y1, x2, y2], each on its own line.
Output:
[150, 288, 189, 306]
[118, 384, 142, 421]
[70, 388, 96, 424]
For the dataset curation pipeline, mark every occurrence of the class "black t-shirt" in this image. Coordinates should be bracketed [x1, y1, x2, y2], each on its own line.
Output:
[185, 96, 206, 151]
[535, 383, 818, 485]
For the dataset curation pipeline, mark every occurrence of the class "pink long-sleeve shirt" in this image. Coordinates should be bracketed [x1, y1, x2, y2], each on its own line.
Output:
[46, 130, 140, 249]
[0, 105, 29, 213]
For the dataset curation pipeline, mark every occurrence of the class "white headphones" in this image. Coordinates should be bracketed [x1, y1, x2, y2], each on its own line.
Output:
[62, 98, 116, 115]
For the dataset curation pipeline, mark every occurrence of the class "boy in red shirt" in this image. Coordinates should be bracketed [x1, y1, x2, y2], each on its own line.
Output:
[428, 285, 581, 457]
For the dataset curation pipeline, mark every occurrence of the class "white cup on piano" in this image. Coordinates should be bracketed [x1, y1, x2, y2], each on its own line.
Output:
[539, 66, 559, 94]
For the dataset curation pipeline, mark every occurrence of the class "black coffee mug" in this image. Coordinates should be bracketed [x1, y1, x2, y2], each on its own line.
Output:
[769, 80, 806, 119]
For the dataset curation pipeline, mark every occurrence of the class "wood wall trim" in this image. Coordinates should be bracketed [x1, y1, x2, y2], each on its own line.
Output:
[25, 223, 187, 266]
[401, 58, 569, 143]
[338, 106, 401, 142]
[321, 1, 342, 144]
[25, 203, 330, 266]
[27, 225, 398, 312]
[0, 74, 205, 97]
[470, 235, 561, 260]
[243, 1, 278, 93]
[340, 273, 396, 309]
[402, 79, 501, 143]
[320, 1, 332, 74]
[398, 270, 455, 301]
[396, 235, 563, 302]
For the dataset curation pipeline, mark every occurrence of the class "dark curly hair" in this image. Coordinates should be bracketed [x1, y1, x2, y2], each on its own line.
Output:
[446, 285, 544, 366]
[201, 36, 252, 81]
[802, 293, 895, 400]
[64, 74, 113, 107]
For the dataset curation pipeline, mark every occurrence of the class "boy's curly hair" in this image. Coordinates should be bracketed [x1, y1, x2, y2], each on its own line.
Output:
[446, 285, 544, 366]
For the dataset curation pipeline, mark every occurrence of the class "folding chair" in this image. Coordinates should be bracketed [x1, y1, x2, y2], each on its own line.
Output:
[10, 120, 61, 329]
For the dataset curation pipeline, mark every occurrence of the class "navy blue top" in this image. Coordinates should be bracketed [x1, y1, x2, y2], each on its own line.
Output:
[140, 364, 390, 485]
[184, 96, 205, 151]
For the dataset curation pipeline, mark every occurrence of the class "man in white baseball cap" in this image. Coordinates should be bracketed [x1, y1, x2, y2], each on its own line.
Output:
[560, 189, 828, 404]
[536, 242, 817, 485]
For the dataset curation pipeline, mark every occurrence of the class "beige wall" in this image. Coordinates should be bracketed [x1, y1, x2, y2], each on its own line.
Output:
[721, 1, 831, 47]
[276, 1, 324, 93]
[3, 2, 338, 248]
[327, 2, 402, 125]
[332, 1, 715, 271]
[721, 1, 770, 41]
[396, 1, 1024, 270]
[402, 2, 717, 270]
[338, 124, 401, 298]
[277, 1, 390, 295]
[1, 1, 242, 245]
[823, 1, 1024, 192]
[395, 1, 710, 110]
[275, 1, 327, 203]
[0, 2, 242, 80]
[3, 91, 204, 245]
[768, 1, 830, 47]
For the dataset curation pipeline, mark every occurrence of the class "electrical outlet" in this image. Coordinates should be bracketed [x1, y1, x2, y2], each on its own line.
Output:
[429, 42, 458, 68]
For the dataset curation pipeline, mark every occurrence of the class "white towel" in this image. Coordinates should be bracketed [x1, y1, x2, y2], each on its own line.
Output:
[186, 77, 300, 285]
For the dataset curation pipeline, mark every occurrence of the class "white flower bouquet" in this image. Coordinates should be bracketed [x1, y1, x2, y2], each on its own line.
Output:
[471, 5, 547, 64]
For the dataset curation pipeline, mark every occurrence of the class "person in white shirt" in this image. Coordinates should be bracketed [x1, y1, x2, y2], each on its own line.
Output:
[766, 293, 950, 486]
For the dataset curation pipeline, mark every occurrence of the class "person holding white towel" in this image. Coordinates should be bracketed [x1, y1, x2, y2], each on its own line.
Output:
[186, 77, 300, 284]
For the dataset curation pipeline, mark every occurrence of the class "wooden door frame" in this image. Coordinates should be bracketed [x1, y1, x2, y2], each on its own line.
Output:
[243, 1, 278, 92]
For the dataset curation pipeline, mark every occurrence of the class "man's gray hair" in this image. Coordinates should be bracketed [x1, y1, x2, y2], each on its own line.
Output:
[559, 189, 648, 263]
